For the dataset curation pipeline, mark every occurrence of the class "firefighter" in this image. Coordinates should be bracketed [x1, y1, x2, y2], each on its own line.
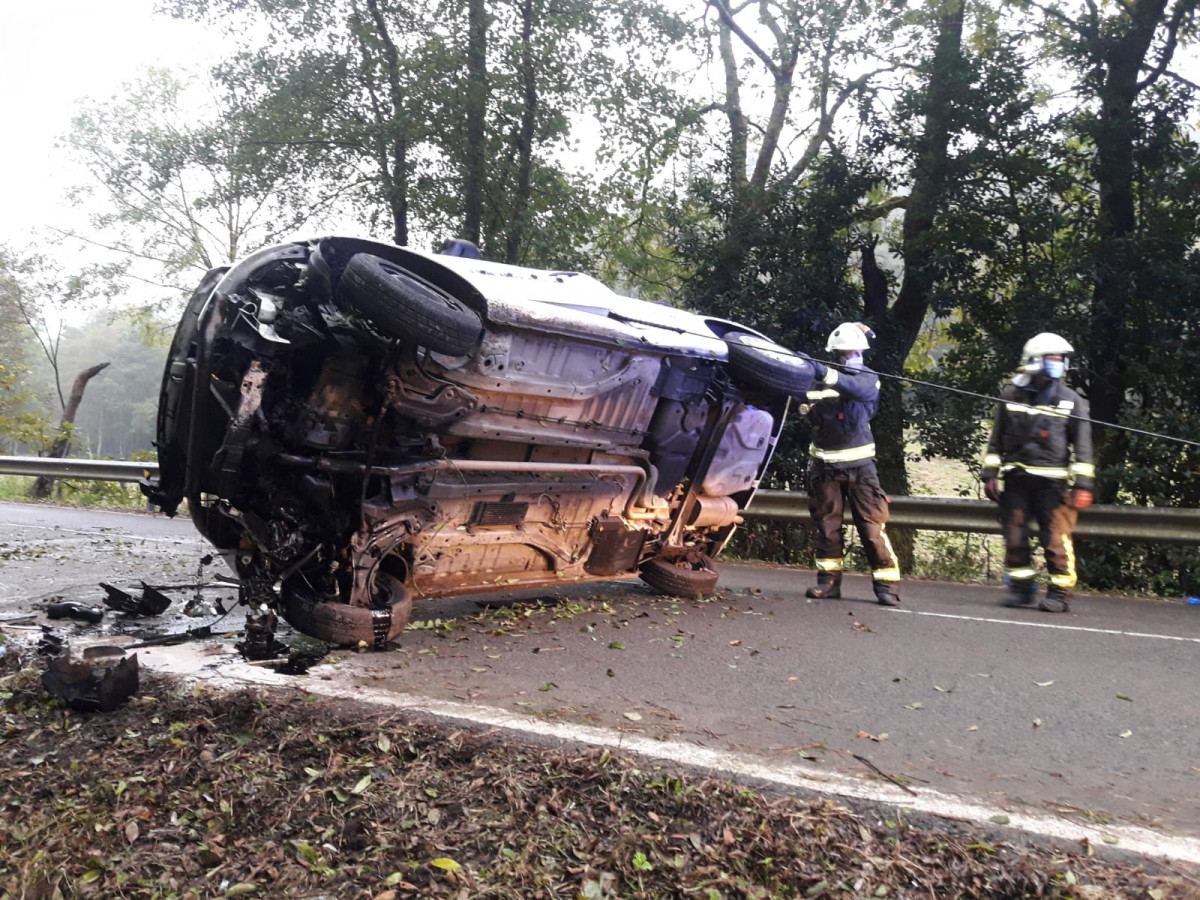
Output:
[803, 322, 901, 606]
[981, 332, 1094, 613]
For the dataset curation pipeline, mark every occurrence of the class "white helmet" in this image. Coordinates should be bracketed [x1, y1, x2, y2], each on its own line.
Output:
[826, 322, 872, 353]
[1020, 332, 1073, 373]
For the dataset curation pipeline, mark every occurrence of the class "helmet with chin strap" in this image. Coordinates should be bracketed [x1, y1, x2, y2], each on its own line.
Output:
[826, 322, 873, 353]
[1020, 332, 1073, 375]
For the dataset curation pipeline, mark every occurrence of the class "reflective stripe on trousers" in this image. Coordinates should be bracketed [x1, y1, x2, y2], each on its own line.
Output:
[999, 473, 1078, 589]
[807, 460, 898, 582]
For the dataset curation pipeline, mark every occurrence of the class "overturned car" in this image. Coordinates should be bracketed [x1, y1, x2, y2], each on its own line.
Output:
[144, 237, 817, 646]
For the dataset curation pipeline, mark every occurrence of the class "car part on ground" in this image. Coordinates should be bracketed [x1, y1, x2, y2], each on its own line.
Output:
[144, 237, 817, 647]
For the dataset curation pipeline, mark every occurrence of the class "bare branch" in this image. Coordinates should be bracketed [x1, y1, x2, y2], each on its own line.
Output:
[711, 0, 781, 78]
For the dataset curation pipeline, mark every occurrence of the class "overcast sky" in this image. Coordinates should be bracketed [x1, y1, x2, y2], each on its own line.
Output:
[0, 0, 217, 251]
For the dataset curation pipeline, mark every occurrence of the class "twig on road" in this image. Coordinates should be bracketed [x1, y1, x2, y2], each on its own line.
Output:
[852, 753, 918, 797]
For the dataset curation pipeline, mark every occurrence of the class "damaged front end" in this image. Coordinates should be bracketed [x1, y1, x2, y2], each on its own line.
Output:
[144, 237, 810, 647]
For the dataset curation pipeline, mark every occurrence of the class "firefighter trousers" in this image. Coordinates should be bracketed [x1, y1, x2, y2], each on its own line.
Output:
[807, 460, 899, 583]
[998, 472, 1079, 591]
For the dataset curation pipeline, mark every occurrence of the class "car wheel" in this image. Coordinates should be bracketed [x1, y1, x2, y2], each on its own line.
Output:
[337, 253, 484, 356]
[724, 331, 815, 396]
[281, 572, 413, 648]
[638, 555, 721, 597]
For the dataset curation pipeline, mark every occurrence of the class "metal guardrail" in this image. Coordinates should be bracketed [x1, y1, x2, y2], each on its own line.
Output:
[744, 490, 1200, 545]
[2, 456, 1198, 544]
[0, 456, 157, 484]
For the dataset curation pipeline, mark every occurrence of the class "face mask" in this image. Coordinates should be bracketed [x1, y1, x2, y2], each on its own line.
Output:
[841, 353, 864, 369]
[1043, 359, 1065, 380]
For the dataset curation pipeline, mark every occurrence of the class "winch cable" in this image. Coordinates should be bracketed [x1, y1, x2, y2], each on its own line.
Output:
[804, 355, 1200, 451]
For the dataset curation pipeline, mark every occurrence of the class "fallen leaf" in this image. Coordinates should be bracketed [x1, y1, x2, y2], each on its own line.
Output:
[968, 725, 979, 731]
[989, 815, 1010, 825]
[125, 820, 139, 843]
[788, 676, 798, 682]
[1032, 718, 1042, 727]
[608, 641, 625, 650]
[1101, 835, 1119, 845]
[351, 774, 372, 795]
[729, 640, 742, 646]
[1116, 693, 1132, 702]
[1119, 730, 1133, 738]
[538, 682, 556, 691]
[851, 621, 872, 632]
[1034, 680, 1054, 687]
[430, 857, 461, 871]
[933, 685, 951, 693]
[623, 711, 642, 721]
[904, 702, 924, 710]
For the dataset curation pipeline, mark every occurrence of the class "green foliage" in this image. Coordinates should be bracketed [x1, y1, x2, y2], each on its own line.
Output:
[64, 66, 341, 300]
[167, 0, 689, 270]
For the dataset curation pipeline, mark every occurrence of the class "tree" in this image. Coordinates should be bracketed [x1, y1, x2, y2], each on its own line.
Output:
[63, 67, 348, 295]
[0, 248, 43, 451]
[1026, 0, 1200, 502]
[0, 251, 114, 496]
[169, 0, 689, 269]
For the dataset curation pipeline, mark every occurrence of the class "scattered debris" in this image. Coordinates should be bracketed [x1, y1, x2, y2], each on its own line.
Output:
[100, 581, 172, 617]
[36, 627, 65, 659]
[40, 645, 139, 712]
[237, 606, 287, 661]
[125, 625, 217, 649]
[46, 600, 104, 624]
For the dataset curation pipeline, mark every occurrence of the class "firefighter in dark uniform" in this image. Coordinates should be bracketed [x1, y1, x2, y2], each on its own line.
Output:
[803, 322, 901, 606]
[981, 332, 1094, 613]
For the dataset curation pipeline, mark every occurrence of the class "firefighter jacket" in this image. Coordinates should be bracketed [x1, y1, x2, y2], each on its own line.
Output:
[981, 380, 1095, 490]
[805, 363, 881, 468]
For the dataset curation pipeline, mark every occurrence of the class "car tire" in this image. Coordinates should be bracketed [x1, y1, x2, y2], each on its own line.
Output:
[337, 253, 484, 356]
[724, 331, 815, 396]
[638, 554, 721, 597]
[281, 572, 413, 648]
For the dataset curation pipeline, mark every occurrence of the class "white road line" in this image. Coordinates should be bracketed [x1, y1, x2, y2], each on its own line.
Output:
[890, 608, 1200, 643]
[133, 644, 1200, 866]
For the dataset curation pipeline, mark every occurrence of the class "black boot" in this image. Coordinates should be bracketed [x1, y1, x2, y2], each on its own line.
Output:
[873, 582, 900, 606]
[806, 573, 842, 599]
[1002, 582, 1037, 607]
[1038, 587, 1070, 613]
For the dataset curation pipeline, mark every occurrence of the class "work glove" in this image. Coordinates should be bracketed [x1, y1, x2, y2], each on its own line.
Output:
[983, 478, 1001, 503]
[1071, 488, 1093, 509]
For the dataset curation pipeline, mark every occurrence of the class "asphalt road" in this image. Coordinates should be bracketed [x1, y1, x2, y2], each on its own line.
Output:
[3, 500, 1198, 846]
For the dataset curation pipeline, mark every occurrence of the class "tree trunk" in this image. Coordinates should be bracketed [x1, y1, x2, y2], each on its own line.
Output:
[1084, 0, 1170, 503]
[31, 362, 110, 499]
[504, 0, 538, 264]
[364, 0, 411, 247]
[874, 0, 965, 570]
[463, 0, 487, 245]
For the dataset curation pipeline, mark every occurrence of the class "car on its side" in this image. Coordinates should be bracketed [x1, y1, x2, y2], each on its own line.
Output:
[144, 236, 817, 646]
